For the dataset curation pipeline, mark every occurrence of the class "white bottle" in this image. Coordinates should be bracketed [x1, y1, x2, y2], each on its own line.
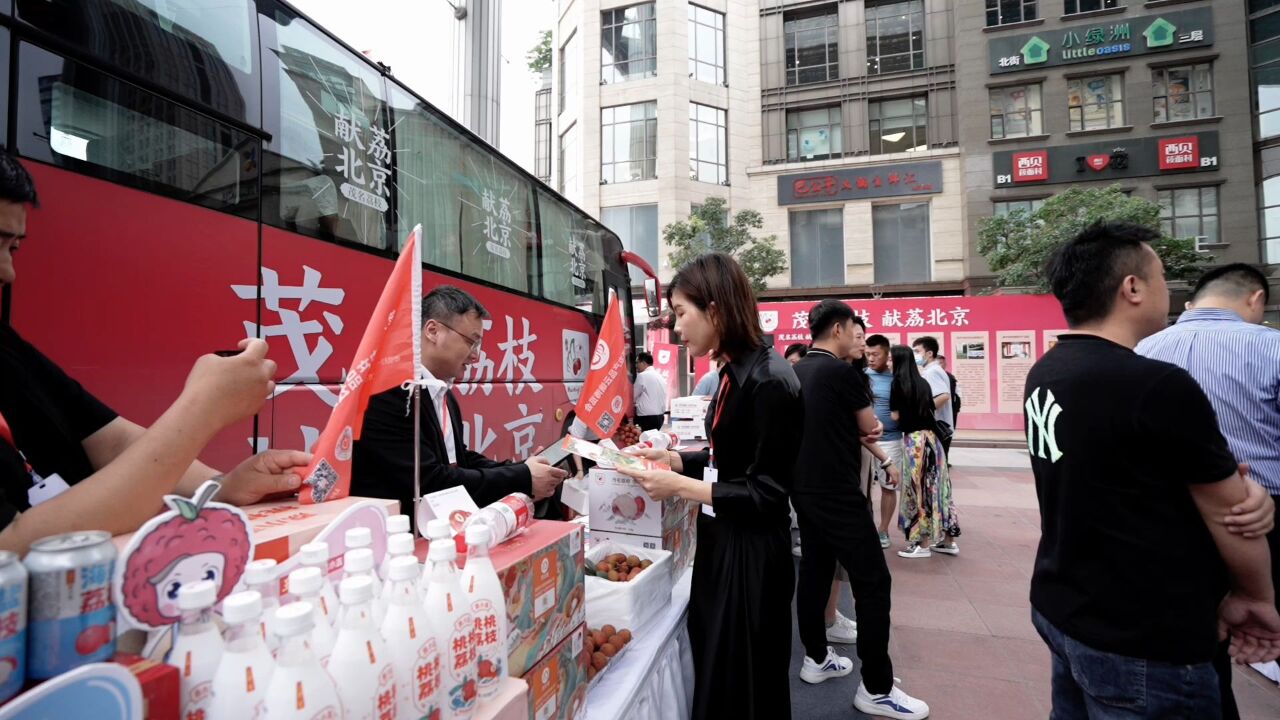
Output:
[210, 591, 276, 719]
[379, 533, 417, 602]
[288, 567, 337, 664]
[460, 524, 508, 703]
[344, 548, 385, 627]
[417, 519, 453, 596]
[244, 559, 282, 652]
[386, 514, 411, 538]
[380, 556, 444, 720]
[298, 541, 340, 627]
[329, 576, 399, 720]
[166, 580, 224, 720]
[346, 527, 373, 558]
[265, 602, 342, 720]
[422, 540, 477, 720]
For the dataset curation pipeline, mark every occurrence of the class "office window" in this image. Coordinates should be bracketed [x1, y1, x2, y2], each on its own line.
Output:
[1158, 187, 1219, 249]
[601, 102, 657, 183]
[993, 198, 1045, 216]
[787, 106, 843, 161]
[873, 202, 931, 284]
[535, 89, 552, 183]
[1153, 64, 1213, 123]
[869, 96, 928, 154]
[688, 5, 725, 85]
[990, 84, 1043, 139]
[985, 0, 1038, 27]
[1252, 6, 1280, 138]
[602, 204, 659, 283]
[602, 3, 656, 84]
[866, 1, 924, 75]
[1262, 175, 1280, 263]
[1065, 0, 1120, 14]
[1067, 74, 1124, 131]
[784, 6, 839, 86]
[689, 104, 727, 184]
[790, 208, 845, 287]
[559, 122, 581, 201]
[559, 29, 579, 114]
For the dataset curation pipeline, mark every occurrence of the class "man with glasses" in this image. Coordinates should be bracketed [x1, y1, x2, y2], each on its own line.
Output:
[352, 286, 568, 516]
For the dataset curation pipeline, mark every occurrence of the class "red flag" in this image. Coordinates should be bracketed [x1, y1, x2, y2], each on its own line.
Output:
[575, 291, 633, 439]
[300, 226, 424, 504]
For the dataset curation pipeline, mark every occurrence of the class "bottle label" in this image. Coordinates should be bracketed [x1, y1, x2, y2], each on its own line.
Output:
[447, 616, 477, 714]
[470, 601, 503, 694]
[413, 639, 443, 717]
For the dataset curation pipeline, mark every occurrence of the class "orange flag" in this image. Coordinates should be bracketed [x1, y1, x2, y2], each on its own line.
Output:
[575, 290, 633, 439]
[300, 225, 424, 504]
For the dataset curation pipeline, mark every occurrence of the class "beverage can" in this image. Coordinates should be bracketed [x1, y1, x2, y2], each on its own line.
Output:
[23, 531, 117, 678]
[0, 551, 27, 702]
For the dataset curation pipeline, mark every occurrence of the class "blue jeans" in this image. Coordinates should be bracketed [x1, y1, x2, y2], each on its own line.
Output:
[1031, 608, 1220, 719]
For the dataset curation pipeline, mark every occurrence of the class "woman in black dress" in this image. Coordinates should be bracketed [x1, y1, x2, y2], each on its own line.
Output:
[619, 253, 802, 720]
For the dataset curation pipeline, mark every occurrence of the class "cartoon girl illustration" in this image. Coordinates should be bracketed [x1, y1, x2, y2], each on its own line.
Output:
[115, 481, 252, 630]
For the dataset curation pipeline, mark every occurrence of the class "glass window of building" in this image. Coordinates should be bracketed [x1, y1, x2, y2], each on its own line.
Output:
[1261, 175, 1280, 263]
[601, 101, 657, 184]
[602, 204, 659, 283]
[873, 202, 931, 284]
[990, 84, 1043, 139]
[866, 1, 924, 75]
[789, 208, 844, 287]
[787, 106, 843, 161]
[689, 104, 727, 184]
[1065, 0, 1120, 14]
[869, 96, 928, 154]
[688, 5, 726, 86]
[601, 3, 657, 84]
[559, 122, 581, 201]
[1158, 187, 1219, 250]
[1067, 74, 1125, 131]
[1152, 64, 1213, 123]
[985, 0, 1038, 27]
[1252, 5, 1280, 138]
[784, 6, 839, 86]
[993, 198, 1045, 216]
[539, 188, 605, 311]
[560, 29, 580, 114]
[535, 88, 552, 183]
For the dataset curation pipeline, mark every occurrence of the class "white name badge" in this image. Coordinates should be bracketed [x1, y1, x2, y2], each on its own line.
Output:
[29, 473, 70, 507]
[701, 467, 718, 517]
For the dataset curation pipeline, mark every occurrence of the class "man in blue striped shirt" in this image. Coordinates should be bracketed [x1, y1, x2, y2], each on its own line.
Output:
[1137, 262, 1280, 717]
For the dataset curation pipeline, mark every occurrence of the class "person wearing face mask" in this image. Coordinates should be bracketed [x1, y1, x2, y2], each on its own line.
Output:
[910, 336, 954, 461]
[351, 286, 568, 516]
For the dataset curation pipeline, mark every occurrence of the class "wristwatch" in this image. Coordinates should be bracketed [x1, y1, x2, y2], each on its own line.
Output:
[879, 458, 893, 470]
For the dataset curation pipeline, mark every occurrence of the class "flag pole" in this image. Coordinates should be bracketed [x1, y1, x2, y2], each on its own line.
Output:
[412, 384, 422, 521]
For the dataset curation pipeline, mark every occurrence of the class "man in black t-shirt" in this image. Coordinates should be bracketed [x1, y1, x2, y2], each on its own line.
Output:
[1026, 221, 1280, 717]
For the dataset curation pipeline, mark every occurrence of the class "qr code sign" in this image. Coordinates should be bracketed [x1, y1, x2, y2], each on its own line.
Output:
[597, 412, 615, 434]
[310, 458, 339, 503]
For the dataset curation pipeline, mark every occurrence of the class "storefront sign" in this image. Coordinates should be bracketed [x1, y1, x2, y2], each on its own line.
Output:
[992, 131, 1218, 188]
[777, 160, 943, 206]
[989, 7, 1213, 74]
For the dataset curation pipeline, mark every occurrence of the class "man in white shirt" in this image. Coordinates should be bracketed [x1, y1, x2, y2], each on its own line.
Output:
[633, 351, 668, 431]
[912, 336, 954, 459]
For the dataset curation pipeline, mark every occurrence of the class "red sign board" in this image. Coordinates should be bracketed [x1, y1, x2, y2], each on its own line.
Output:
[1158, 136, 1200, 170]
[1012, 151, 1049, 183]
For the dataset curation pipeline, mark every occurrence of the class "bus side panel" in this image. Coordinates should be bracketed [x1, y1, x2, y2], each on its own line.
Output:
[12, 163, 262, 469]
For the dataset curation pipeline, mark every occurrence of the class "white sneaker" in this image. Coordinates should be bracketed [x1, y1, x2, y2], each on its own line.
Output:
[853, 682, 930, 719]
[826, 611, 858, 644]
[897, 543, 932, 559]
[931, 541, 959, 556]
[799, 647, 853, 684]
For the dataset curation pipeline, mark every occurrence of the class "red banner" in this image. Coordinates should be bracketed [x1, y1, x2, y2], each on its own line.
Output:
[650, 342, 681, 409]
[300, 226, 424, 503]
[575, 293, 632, 439]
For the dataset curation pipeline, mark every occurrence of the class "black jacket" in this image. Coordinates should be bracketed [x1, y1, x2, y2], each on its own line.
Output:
[351, 386, 532, 517]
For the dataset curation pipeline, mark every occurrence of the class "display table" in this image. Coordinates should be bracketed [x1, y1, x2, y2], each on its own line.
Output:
[479, 676, 530, 720]
[586, 568, 694, 720]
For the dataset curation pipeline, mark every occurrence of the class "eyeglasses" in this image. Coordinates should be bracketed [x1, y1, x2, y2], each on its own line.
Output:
[435, 319, 483, 352]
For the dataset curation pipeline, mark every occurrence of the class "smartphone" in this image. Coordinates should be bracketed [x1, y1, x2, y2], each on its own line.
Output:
[539, 436, 574, 469]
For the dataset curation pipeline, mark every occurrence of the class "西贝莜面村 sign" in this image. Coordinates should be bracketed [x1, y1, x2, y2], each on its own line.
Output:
[988, 7, 1212, 74]
[992, 132, 1219, 188]
[777, 160, 943, 206]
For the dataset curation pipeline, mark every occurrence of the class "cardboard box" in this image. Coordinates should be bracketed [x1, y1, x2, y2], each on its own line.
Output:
[670, 396, 711, 421]
[114, 653, 179, 720]
[586, 469, 693, 537]
[589, 504, 697, 577]
[522, 623, 588, 720]
[670, 418, 707, 441]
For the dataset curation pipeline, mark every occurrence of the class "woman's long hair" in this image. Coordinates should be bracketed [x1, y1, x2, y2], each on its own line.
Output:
[890, 345, 935, 424]
[667, 253, 763, 360]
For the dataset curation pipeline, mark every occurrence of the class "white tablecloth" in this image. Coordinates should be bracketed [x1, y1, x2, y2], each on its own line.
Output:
[586, 568, 694, 720]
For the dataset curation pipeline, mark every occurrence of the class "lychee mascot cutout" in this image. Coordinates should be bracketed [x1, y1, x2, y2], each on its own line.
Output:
[113, 480, 253, 636]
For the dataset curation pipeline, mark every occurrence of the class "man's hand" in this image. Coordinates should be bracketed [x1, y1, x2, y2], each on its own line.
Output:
[862, 420, 884, 444]
[886, 462, 902, 490]
[181, 339, 276, 428]
[1219, 592, 1280, 664]
[1223, 465, 1275, 538]
[526, 456, 568, 500]
[216, 450, 311, 506]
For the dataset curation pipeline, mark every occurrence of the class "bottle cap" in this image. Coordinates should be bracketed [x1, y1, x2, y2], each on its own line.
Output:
[344, 547, 374, 573]
[345, 527, 372, 549]
[387, 515, 411, 535]
[299, 542, 330, 568]
[289, 567, 323, 596]
[465, 524, 493, 549]
[177, 579, 217, 611]
[388, 555, 419, 581]
[388, 533, 415, 557]
[339, 575, 375, 604]
[222, 591, 263, 625]
[426, 519, 451, 540]
[243, 559, 278, 586]
[274, 601, 315, 637]
[428, 539, 457, 562]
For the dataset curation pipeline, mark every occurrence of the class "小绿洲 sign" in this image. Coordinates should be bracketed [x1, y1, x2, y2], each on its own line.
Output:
[989, 7, 1212, 74]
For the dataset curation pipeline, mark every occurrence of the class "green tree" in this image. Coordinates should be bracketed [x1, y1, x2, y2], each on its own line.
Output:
[976, 185, 1207, 292]
[527, 30, 552, 74]
[663, 197, 788, 294]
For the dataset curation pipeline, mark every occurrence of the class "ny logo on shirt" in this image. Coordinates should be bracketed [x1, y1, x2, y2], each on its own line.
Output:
[1025, 387, 1064, 463]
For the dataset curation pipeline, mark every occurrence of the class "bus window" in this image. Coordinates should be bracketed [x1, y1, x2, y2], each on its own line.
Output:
[13, 0, 259, 125]
[537, 188, 605, 312]
[386, 85, 461, 273]
[260, 5, 389, 250]
[15, 42, 259, 218]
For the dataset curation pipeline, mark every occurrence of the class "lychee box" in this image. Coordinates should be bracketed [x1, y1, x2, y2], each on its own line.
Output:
[589, 501, 697, 578]
[522, 623, 588, 720]
[587, 468, 693, 537]
[670, 395, 711, 421]
[583, 541, 673, 633]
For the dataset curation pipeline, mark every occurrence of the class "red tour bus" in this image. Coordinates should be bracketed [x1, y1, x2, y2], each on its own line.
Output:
[0, 1, 649, 469]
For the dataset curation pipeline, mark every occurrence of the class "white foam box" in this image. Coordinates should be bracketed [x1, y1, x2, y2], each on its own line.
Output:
[670, 418, 707, 441]
[587, 468, 694, 537]
[583, 540, 674, 633]
[670, 395, 711, 421]
[589, 504, 697, 578]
